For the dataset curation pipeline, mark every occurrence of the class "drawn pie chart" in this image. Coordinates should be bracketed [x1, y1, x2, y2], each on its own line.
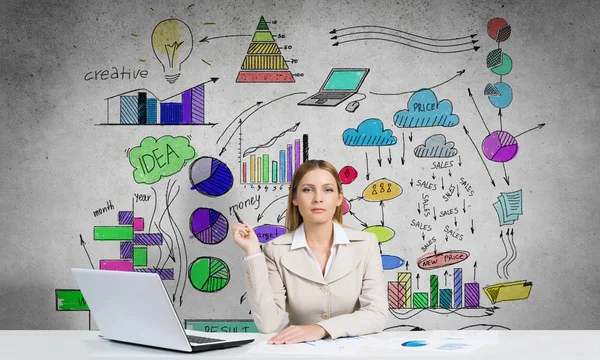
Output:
[190, 208, 228, 244]
[188, 257, 230, 292]
[189, 157, 233, 197]
[488, 82, 513, 109]
[490, 53, 513, 76]
[482, 131, 519, 162]
[488, 18, 511, 42]
[402, 340, 428, 347]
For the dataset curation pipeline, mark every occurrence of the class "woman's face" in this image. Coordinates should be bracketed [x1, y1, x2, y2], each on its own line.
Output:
[292, 169, 343, 225]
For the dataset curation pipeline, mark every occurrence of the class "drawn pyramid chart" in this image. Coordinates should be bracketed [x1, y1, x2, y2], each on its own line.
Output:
[236, 16, 295, 83]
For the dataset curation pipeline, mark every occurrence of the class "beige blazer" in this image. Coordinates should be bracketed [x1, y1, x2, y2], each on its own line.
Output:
[242, 226, 388, 339]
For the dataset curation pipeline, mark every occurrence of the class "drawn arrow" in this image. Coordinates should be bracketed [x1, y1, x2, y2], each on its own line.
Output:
[464, 125, 496, 186]
[448, 168, 452, 177]
[454, 216, 458, 226]
[348, 196, 363, 202]
[332, 31, 478, 47]
[445, 234, 449, 242]
[408, 132, 413, 142]
[458, 155, 462, 167]
[365, 152, 370, 180]
[380, 201, 385, 226]
[471, 219, 475, 234]
[371, 69, 466, 95]
[388, 147, 393, 165]
[463, 199, 466, 213]
[401, 133, 405, 164]
[199, 34, 252, 43]
[432, 172, 436, 180]
[499, 108, 503, 132]
[410, 178, 414, 187]
[105, 78, 219, 103]
[515, 123, 546, 138]
[441, 176, 445, 190]
[434, 245, 437, 255]
[348, 211, 368, 228]
[240, 292, 247, 304]
[277, 209, 286, 223]
[433, 207, 437, 221]
[405, 261, 409, 271]
[456, 184, 460, 197]
[330, 26, 477, 41]
[80, 235, 94, 269]
[473, 261, 477, 281]
[444, 270, 449, 286]
[497, 231, 508, 278]
[333, 37, 479, 54]
[217, 101, 262, 144]
[243, 122, 301, 157]
[257, 195, 288, 222]
[417, 202, 421, 214]
[416, 273, 421, 289]
[221, 92, 307, 154]
[503, 163, 510, 185]
[377, 146, 382, 166]
[468, 88, 491, 135]
[422, 232, 425, 241]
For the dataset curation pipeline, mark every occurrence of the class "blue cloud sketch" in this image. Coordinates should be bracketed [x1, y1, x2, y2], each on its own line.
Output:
[394, 89, 459, 128]
[343, 118, 397, 146]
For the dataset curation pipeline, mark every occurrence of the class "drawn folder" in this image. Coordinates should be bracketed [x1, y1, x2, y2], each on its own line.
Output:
[483, 280, 532, 304]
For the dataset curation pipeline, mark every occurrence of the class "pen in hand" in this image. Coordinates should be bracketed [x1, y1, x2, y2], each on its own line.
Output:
[233, 208, 243, 224]
[231, 209, 260, 255]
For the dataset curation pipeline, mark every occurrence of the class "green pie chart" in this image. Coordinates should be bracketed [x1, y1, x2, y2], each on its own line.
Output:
[491, 53, 513, 76]
[189, 257, 230, 292]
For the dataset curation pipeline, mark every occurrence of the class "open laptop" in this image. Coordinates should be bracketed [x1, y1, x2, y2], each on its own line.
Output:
[298, 68, 370, 106]
[71, 268, 254, 353]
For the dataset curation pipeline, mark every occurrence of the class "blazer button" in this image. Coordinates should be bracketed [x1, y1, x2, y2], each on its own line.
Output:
[321, 313, 330, 320]
[321, 285, 328, 293]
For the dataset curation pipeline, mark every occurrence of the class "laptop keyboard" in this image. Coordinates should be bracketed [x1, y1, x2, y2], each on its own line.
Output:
[187, 335, 225, 345]
[311, 92, 351, 99]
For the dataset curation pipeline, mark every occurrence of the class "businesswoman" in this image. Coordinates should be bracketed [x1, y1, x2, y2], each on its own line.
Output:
[232, 159, 387, 344]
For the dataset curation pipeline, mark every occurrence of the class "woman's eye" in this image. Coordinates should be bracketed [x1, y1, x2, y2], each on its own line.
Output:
[302, 188, 312, 192]
[325, 188, 334, 192]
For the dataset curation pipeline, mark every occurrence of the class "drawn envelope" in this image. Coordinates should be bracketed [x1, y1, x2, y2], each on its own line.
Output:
[483, 280, 532, 304]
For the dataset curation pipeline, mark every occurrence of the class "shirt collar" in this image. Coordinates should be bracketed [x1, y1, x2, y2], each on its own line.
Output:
[290, 222, 350, 250]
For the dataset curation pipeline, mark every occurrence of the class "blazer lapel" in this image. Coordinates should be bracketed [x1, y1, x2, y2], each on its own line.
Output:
[280, 249, 326, 285]
[324, 227, 368, 283]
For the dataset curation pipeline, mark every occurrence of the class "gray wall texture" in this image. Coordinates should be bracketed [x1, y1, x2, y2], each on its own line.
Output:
[1, 0, 599, 331]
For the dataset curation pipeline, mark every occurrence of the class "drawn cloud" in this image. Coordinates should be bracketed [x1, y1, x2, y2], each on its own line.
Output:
[414, 134, 458, 158]
[343, 118, 397, 146]
[394, 89, 459, 128]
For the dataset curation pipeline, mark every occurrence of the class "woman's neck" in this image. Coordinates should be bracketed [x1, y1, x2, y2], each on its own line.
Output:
[303, 221, 334, 250]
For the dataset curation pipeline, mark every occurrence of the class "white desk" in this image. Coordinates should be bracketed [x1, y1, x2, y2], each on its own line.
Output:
[0, 330, 598, 359]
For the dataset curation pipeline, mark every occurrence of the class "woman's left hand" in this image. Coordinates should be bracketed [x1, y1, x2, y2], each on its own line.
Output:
[268, 324, 328, 345]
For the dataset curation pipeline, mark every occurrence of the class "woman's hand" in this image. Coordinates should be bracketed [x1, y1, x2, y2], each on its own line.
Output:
[268, 325, 328, 345]
[231, 221, 261, 256]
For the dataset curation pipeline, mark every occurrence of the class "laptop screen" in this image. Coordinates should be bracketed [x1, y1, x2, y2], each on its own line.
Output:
[322, 69, 368, 91]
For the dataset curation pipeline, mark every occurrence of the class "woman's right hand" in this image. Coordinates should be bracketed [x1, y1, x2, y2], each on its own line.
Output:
[231, 221, 261, 256]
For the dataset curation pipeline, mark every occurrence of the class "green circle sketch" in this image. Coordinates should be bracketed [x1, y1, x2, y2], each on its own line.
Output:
[491, 53, 513, 76]
[188, 257, 230, 292]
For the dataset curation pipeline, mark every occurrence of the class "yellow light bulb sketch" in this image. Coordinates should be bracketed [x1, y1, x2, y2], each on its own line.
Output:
[151, 19, 193, 84]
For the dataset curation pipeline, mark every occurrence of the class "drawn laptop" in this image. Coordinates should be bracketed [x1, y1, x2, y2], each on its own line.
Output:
[298, 68, 370, 107]
[71, 268, 254, 353]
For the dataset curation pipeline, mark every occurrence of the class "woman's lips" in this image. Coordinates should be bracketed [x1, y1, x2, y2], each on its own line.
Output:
[311, 208, 326, 213]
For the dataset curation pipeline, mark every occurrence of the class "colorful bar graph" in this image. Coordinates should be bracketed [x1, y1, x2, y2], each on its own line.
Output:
[99, 259, 133, 272]
[190, 84, 205, 124]
[287, 144, 293, 181]
[133, 247, 148, 267]
[160, 103, 183, 124]
[120, 241, 133, 259]
[397, 272, 411, 308]
[465, 282, 480, 308]
[132, 218, 144, 231]
[413, 292, 428, 308]
[94, 226, 133, 241]
[120, 96, 137, 124]
[133, 233, 163, 245]
[147, 98, 157, 125]
[182, 89, 192, 125]
[263, 155, 269, 183]
[250, 155, 255, 183]
[55, 290, 88, 311]
[137, 92, 147, 124]
[430, 275, 439, 308]
[294, 139, 300, 171]
[279, 150, 286, 183]
[388, 281, 405, 309]
[272, 161, 277, 183]
[440, 289, 452, 309]
[257, 161, 261, 183]
[454, 268, 463, 308]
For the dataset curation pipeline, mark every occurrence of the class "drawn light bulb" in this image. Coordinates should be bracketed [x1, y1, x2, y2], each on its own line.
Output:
[151, 19, 193, 84]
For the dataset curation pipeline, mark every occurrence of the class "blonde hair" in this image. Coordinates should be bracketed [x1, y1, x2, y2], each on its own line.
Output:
[285, 159, 344, 231]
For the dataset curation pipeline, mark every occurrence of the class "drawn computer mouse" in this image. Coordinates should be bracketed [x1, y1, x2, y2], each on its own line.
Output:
[345, 101, 360, 113]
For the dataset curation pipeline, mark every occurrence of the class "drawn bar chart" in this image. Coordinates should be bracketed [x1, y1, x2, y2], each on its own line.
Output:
[242, 134, 308, 184]
[388, 268, 482, 309]
[94, 206, 174, 280]
[105, 83, 207, 125]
